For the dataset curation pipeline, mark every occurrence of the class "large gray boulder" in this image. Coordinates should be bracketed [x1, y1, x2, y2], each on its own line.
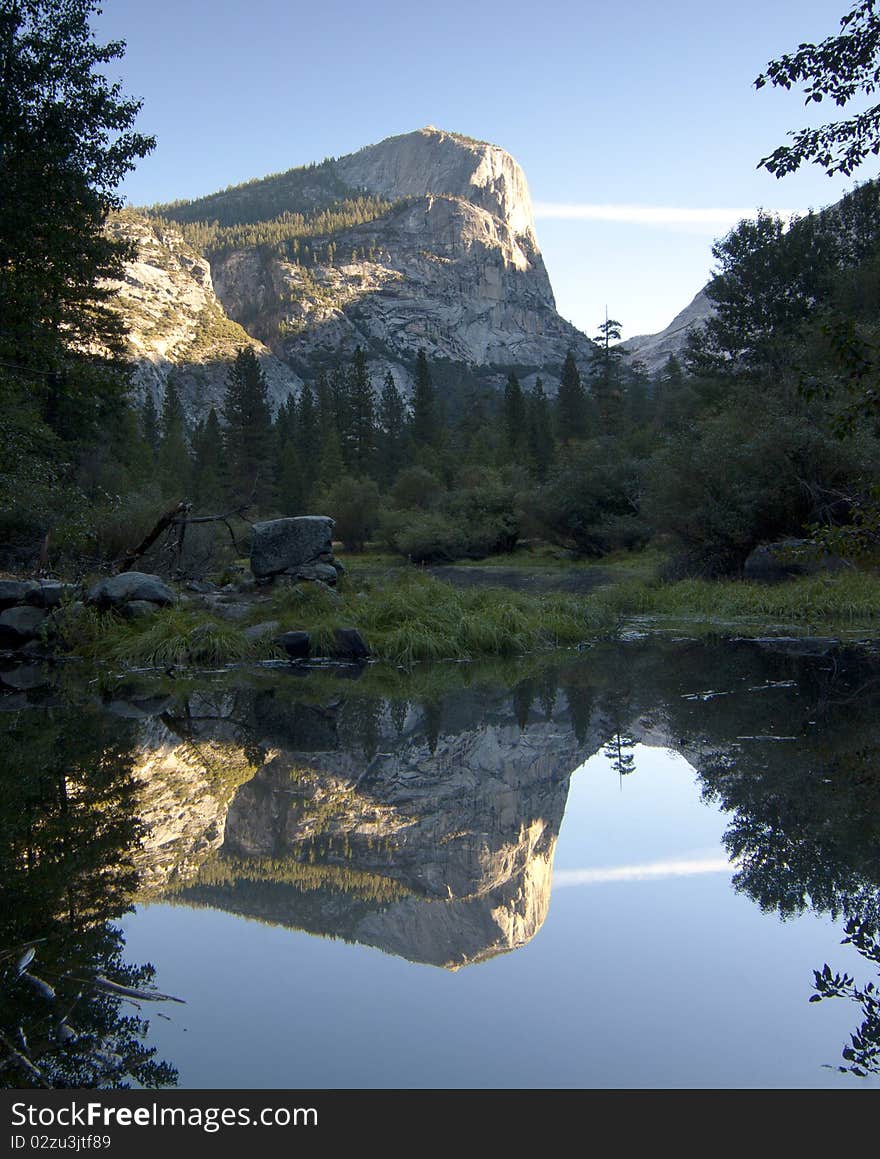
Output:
[250, 516, 335, 579]
[87, 571, 176, 609]
[744, 539, 851, 583]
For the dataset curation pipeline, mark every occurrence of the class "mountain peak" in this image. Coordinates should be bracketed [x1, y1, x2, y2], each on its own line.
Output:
[334, 127, 537, 240]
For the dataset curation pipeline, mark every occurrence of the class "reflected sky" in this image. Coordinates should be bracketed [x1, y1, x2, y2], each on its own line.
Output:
[120, 743, 876, 1089]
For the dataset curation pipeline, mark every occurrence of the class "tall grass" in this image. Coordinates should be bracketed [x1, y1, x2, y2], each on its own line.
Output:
[102, 607, 275, 667]
[590, 571, 880, 623]
[264, 570, 611, 665]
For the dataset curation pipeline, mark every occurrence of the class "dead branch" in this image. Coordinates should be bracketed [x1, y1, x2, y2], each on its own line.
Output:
[115, 501, 191, 573]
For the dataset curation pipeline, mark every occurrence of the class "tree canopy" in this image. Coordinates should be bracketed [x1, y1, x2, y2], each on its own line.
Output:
[756, 0, 880, 176]
[0, 0, 155, 374]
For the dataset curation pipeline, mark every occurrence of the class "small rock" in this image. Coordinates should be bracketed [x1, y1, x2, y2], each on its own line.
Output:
[244, 620, 281, 642]
[205, 600, 251, 622]
[120, 600, 161, 621]
[276, 630, 311, 659]
[744, 539, 850, 583]
[185, 579, 217, 594]
[25, 581, 77, 609]
[290, 563, 339, 584]
[332, 627, 369, 660]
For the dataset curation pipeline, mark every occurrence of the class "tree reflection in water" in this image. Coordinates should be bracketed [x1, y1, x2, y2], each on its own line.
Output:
[692, 648, 880, 1075]
[0, 698, 178, 1088]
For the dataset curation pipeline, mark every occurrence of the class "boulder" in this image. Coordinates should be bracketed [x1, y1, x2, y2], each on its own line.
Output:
[0, 580, 39, 609]
[276, 630, 311, 659]
[331, 627, 370, 660]
[0, 605, 48, 647]
[87, 571, 175, 609]
[24, 581, 77, 609]
[744, 539, 851, 583]
[250, 516, 335, 579]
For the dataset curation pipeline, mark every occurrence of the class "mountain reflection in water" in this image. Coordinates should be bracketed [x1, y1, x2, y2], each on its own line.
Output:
[2, 636, 880, 1086]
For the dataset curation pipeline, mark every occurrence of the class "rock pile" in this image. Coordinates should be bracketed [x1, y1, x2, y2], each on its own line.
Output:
[0, 579, 77, 650]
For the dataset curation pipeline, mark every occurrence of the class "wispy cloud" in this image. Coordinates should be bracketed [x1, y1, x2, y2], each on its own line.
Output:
[554, 856, 733, 887]
[533, 202, 804, 230]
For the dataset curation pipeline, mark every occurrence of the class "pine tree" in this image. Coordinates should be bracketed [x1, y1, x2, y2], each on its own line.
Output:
[274, 392, 297, 446]
[295, 381, 319, 505]
[347, 347, 376, 477]
[141, 393, 160, 458]
[191, 408, 225, 509]
[157, 379, 191, 500]
[590, 315, 625, 433]
[502, 371, 527, 461]
[377, 371, 409, 486]
[317, 425, 345, 489]
[555, 350, 588, 441]
[222, 346, 273, 509]
[277, 440, 306, 515]
[0, 0, 154, 418]
[526, 378, 554, 480]
[411, 350, 437, 450]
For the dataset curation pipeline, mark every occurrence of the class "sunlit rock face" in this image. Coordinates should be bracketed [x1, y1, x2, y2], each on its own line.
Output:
[129, 706, 263, 896]
[102, 213, 301, 420]
[211, 128, 593, 388]
[107, 128, 595, 418]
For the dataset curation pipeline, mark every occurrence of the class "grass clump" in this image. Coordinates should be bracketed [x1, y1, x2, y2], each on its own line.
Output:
[100, 606, 274, 668]
[264, 570, 612, 665]
[589, 570, 880, 624]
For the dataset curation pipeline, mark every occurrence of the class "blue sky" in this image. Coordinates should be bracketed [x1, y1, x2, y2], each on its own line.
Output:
[97, 0, 874, 338]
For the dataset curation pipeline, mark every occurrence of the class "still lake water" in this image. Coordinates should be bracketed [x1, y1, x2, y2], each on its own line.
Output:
[3, 635, 880, 1088]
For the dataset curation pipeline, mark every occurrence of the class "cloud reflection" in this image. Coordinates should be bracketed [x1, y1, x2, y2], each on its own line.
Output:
[554, 856, 733, 886]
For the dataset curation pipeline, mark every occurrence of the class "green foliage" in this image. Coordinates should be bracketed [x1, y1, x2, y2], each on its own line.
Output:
[0, 0, 154, 385]
[756, 1, 880, 177]
[320, 474, 381, 551]
[381, 468, 519, 562]
[527, 440, 648, 557]
[222, 346, 273, 509]
[101, 606, 270, 668]
[591, 569, 880, 624]
[555, 350, 589, 441]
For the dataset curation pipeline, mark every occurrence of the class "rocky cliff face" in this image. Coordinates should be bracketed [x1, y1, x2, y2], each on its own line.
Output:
[210, 129, 593, 392]
[104, 212, 301, 417]
[620, 287, 714, 375]
[113, 128, 594, 417]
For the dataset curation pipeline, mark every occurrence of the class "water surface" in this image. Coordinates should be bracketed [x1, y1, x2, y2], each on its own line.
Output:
[3, 636, 879, 1088]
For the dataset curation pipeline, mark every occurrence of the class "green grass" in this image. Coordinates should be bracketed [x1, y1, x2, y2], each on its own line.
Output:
[90, 606, 278, 668]
[66, 565, 880, 674]
[261, 570, 611, 665]
[591, 571, 880, 624]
